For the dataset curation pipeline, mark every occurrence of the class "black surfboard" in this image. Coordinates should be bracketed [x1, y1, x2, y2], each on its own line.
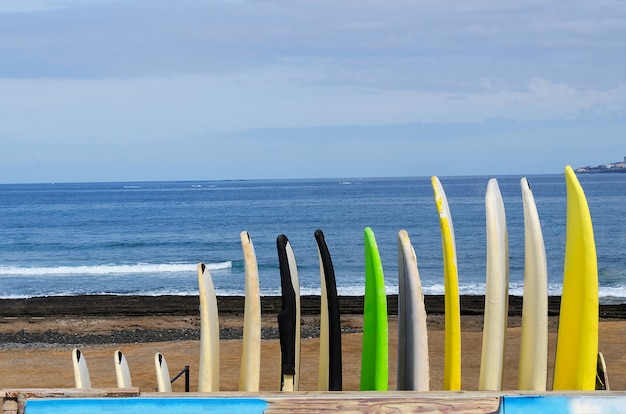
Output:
[277, 234, 301, 391]
[314, 229, 343, 391]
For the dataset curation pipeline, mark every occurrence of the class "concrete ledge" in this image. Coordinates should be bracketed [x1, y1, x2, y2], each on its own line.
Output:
[3, 389, 626, 414]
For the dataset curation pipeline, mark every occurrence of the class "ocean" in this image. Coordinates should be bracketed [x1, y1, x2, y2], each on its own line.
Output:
[0, 174, 625, 304]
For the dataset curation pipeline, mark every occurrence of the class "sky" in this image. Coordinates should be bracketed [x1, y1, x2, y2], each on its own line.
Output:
[0, 0, 625, 183]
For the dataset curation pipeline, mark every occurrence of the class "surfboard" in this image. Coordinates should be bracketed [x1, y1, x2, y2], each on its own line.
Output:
[518, 177, 548, 391]
[277, 234, 301, 392]
[239, 231, 262, 392]
[314, 229, 342, 391]
[360, 226, 388, 391]
[596, 351, 610, 390]
[479, 178, 509, 391]
[553, 165, 599, 390]
[397, 229, 429, 391]
[198, 262, 220, 392]
[71, 348, 92, 388]
[155, 352, 172, 392]
[431, 176, 462, 391]
[114, 349, 133, 388]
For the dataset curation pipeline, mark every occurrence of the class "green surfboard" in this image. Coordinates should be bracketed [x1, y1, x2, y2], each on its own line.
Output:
[360, 227, 388, 391]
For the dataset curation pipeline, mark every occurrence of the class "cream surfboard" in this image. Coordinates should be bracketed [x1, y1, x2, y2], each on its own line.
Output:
[154, 352, 172, 392]
[397, 229, 429, 391]
[198, 262, 220, 392]
[114, 349, 133, 388]
[553, 165, 599, 390]
[314, 229, 342, 391]
[518, 177, 548, 391]
[360, 227, 388, 391]
[72, 348, 92, 388]
[431, 176, 461, 391]
[239, 231, 262, 392]
[479, 178, 509, 391]
[596, 351, 610, 390]
[277, 234, 301, 392]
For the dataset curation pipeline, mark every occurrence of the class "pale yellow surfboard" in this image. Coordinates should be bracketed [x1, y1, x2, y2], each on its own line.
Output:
[198, 262, 220, 392]
[431, 176, 461, 391]
[154, 352, 172, 392]
[114, 349, 133, 388]
[479, 178, 509, 391]
[239, 231, 261, 392]
[518, 177, 548, 391]
[72, 348, 92, 389]
[553, 165, 599, 390]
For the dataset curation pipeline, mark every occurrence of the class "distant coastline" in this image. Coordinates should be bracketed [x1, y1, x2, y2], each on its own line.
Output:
[575, 156, 626, 173]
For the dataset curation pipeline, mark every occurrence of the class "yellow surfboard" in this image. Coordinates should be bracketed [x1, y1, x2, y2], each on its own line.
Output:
[431, 176, 461, 391]
[553, 165, 598, 390]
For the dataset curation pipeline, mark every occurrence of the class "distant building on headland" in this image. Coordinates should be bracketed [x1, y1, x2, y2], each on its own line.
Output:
[575, 156, 626, 173]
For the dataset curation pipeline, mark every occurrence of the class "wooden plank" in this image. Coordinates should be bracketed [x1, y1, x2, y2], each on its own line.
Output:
[1, 388, 140, 399]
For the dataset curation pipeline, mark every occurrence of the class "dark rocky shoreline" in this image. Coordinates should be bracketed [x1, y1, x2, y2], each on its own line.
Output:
[2, 295, 624, 347]
[2, 294, 626, 318]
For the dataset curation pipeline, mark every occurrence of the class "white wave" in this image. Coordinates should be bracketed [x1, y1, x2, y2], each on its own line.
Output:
[0, 261, 232, 276]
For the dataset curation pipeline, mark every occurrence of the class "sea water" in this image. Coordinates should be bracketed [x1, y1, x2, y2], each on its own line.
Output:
[0, 174, 625, 303]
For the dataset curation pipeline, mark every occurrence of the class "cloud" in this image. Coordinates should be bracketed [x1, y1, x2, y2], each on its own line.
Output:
[1, 0, 624, 92]
[0, 0, 624, 182]
[1, 72, 623, 144]
[0, 0, 118, 14]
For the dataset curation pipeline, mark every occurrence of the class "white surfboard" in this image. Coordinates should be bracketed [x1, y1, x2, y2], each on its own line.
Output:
[72, 348, 92, 389]
[114, 349, 133, 388]
[479, 178, 509, 391]
[518, 177, 548, 391]
[239, 231, 262, 392]
[154, 352, 172, 392]
[397, 229, 429, 391]
[277, 235, 301, 392]
[198, 262, 220, 392]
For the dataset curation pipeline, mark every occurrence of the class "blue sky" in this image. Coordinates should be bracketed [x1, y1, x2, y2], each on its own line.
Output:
[0, 0, 624, 183]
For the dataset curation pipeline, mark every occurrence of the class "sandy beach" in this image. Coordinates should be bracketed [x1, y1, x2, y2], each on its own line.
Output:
[0, 295, 625, 392]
